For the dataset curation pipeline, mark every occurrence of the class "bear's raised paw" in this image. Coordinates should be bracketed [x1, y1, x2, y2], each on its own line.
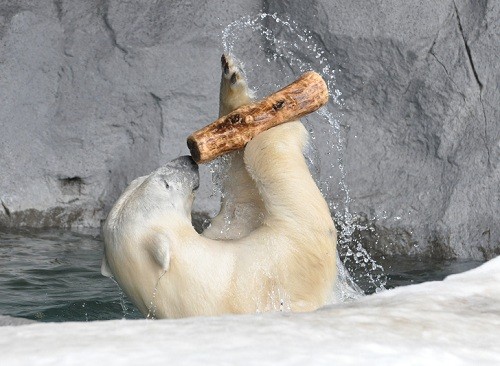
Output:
[219, 53, 253, 116]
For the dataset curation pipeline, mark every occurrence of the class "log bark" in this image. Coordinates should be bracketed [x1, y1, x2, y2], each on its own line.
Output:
[187, 71, 329, 164]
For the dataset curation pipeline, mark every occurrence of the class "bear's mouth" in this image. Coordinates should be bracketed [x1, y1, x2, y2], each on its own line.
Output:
[193, 180, 200, 191]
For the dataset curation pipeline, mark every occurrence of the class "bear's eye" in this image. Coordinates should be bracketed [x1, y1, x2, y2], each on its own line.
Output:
[164, 181, 170, 189]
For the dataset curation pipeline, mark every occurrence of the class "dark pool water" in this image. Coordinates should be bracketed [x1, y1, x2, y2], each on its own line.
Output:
[0, 229, 484, 322]
[0, 229, 141, 322]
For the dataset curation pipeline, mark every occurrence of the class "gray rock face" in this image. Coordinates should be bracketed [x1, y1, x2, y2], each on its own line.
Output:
[306, 0, 500, 260]
[0, 0, 498, 260]
[0, 0, 259, 227]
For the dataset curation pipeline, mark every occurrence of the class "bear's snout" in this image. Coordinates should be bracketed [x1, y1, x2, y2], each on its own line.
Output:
[164, 156, 199, 191]
[169, 155, 198, 171]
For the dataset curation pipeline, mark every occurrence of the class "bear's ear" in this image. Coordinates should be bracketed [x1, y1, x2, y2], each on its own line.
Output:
[147, 232, 171, 271]
[101, 255, 114, 278]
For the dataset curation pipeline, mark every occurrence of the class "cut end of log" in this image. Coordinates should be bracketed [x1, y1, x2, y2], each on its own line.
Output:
[187, 137, 201, 164]
[188, 71, 329, 164]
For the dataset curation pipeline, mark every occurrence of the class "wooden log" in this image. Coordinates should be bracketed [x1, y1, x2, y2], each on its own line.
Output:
[187, 71, 329, 164]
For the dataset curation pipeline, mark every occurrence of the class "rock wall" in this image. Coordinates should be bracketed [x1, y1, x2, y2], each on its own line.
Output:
[0, 0, 498, 260]
[291, 0, 499, 260]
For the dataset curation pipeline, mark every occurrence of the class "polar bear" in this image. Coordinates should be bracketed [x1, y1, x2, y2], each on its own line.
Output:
[101, 54, 337, 318]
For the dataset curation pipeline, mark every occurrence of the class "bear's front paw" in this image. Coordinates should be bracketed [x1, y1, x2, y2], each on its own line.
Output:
[219, 54, 253, 116]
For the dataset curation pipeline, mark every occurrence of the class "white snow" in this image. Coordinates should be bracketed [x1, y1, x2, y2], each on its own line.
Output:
[1, 256, 500, 366]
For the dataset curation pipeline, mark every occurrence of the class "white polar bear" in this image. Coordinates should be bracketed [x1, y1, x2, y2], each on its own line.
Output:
[101, 54, 337, 318]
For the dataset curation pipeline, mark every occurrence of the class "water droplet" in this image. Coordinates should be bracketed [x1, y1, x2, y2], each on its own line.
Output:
[147, 270, 167, 320]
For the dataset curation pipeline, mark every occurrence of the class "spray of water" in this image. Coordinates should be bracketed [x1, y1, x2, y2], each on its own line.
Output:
[146, 270, 167, 320]
[82, 302, 89, 322]
[217, 13, 387, 296]
[110, 277, 132, 318]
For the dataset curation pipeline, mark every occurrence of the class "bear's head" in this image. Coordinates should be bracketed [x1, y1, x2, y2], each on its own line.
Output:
[141, 155, 200, 219]
[104, 155, 199, 237]
[102, 155, 199, 281]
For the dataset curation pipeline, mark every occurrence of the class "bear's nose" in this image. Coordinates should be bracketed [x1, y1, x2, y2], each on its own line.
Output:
[168, 155, 199, 172]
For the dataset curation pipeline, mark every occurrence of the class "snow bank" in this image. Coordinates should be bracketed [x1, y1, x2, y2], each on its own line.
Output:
[1, 256, 499, 366]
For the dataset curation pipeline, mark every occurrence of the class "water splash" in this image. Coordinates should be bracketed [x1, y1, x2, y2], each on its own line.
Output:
[268, 286, 292, 313]
[110, 277, 132, 318]
[81, 302, 88, 322]
[146, 270, 167, 320]
[219, 13, 387, 294]
[222, 13, 343, 105]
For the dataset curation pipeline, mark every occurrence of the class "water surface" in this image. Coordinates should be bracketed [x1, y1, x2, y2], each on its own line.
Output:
[0, 229, 140, 322]
[0, 229, 482, 322]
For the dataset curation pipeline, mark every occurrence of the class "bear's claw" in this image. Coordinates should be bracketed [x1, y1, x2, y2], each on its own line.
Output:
[230, 72, 237, 84]
[221, 53, 244, 84]
[221, 54, 229, 75]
